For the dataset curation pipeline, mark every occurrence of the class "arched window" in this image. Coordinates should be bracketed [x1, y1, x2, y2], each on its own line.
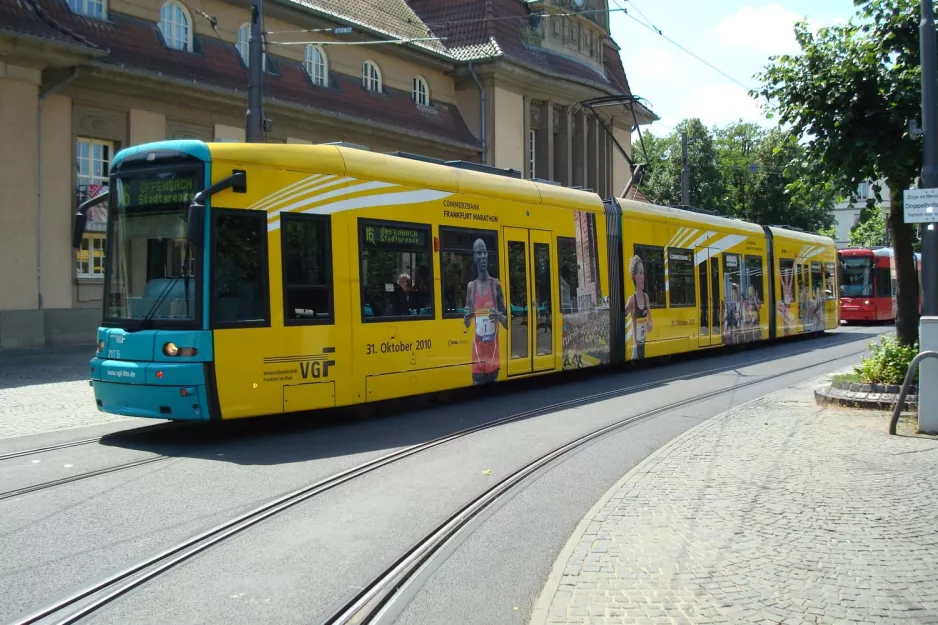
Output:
[236, 23, 267, 69]
[159, 1, 192, 52]
[236, 23, 249, 65]
[67, 0, 106, 19]
[362, 60, 381, 93]
[305, 45, 328, 86]
[412, 75, 429, 106]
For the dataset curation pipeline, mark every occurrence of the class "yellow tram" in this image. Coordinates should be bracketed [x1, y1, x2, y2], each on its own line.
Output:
[77, 140, 839, 421]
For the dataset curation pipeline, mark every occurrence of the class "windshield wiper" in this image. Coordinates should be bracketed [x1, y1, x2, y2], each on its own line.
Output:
[137, 277, 180, 331]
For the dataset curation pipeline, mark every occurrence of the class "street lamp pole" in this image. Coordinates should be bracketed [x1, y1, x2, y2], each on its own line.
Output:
[681, 131, 690, 206]
[245, 0, 265, 142]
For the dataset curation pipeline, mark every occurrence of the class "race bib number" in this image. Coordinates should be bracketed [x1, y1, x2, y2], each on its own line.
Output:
[635, 319, 646, 342]
[475, 310, 496, 340]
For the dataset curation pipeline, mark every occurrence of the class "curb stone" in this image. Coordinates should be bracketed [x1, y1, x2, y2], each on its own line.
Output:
[526, 381, 792, 625]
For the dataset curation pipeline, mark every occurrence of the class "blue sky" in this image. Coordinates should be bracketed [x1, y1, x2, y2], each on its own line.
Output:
[608, 0, 858, 137]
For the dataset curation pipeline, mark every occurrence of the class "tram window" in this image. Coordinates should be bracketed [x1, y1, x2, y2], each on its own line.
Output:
[557, 237, 579, 314]
[211, 209, 270, 327]
[723, 253, 743, 310]
[779, 258, 795, 304]
[874, 267, 892, 298]
[281, 214, 332, 324]
[745, 256, 764, 305]
[440, 227, 499, 318]
[825, 263, 837, 299]
[667, 248, 695, 307]
[795, 263, 807, 302]
[811, 262, 824, 300]
[632, 244, 666, 308]
[359, 219, 434, 321]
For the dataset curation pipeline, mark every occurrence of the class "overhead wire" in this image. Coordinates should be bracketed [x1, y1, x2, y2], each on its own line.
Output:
[609, 0, 752, 91]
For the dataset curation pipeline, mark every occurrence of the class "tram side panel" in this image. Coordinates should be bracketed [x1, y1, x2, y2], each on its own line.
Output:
[769, 231, 838, 337]
[343, 184, 613, 403]
[208, 161, 354, 419]
[618, 214, 772, 361]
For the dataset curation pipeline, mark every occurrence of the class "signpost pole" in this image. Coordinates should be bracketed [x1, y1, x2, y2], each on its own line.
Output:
[921, 0, 938, 314]
[916, 0, 938, 434]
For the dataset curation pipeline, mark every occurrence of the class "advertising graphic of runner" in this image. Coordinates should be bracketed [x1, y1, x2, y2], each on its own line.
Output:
[626, 254, 653, 359]
[463, 238, 508, 385]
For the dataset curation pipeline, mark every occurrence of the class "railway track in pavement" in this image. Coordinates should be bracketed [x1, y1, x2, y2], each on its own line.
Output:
[5, 339, 872, 625]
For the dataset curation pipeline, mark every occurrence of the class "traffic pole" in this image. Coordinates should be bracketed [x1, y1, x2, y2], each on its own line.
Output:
[921, 0, 938, 315]
[919, 0, 938, 433]
[681, 131, 689, 206]
[245, 0, 264, 142]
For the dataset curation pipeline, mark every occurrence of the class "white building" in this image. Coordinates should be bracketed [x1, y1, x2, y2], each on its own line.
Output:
[831, 180, 890, 249]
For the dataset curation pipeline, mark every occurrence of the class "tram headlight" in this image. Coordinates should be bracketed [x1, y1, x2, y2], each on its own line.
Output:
[97, 340, 104, 353]
[864, 300, 870, 305]
[162, 342, 198, 357]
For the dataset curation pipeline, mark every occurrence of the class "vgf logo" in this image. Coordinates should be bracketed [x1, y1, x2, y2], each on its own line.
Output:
[300, 358, 335, 379]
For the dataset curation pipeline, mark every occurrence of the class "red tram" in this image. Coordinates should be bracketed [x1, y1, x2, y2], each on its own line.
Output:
[838, 247, 922, 323]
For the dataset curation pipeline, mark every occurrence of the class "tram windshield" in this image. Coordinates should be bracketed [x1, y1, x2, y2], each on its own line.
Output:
[103, 167, 202, 328]
[840, 256, 873, 298]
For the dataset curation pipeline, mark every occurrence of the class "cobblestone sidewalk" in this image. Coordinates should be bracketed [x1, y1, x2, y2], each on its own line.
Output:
[532, 377, 938, 625]
[0, 348, 133, 439]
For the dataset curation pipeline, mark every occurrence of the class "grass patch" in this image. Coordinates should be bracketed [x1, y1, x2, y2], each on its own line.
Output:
[832, 372, 862, 384]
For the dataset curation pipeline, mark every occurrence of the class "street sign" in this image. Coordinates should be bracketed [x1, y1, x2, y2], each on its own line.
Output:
[904, 188, 938, 223]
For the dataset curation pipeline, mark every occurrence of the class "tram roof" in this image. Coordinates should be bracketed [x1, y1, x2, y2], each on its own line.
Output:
[208, 142, 604, 212]
[614, 197, 765, 235]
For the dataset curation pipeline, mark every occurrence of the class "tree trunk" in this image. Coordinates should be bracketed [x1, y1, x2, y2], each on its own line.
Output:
[888, 180, 920, 346]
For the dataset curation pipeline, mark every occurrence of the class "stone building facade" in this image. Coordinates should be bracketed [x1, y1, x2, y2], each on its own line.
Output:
[0, 0, 655, 348]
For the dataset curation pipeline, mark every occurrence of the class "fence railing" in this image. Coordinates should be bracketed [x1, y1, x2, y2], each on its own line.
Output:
[889, 350, 938, 435]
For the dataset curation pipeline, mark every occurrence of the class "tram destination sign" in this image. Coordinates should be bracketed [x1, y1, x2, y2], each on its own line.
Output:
[362, 225, 426, 249]
[903, 188, 938, 224]
[118, 170, 199, 208]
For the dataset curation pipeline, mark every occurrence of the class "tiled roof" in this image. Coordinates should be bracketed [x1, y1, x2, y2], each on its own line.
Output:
[1, 0, 644, 145]
[0, 0, 101, 51]
[624, 185, 652, 204]
[0, 0, 480, 148]
[406, 0, 631, 95]
[288, 0, 449, 57]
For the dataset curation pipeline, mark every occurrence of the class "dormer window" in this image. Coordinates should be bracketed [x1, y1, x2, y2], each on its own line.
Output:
[305, 45, 328, 86]
[159, 1, 192, 52]
[67, 0, 105, 19]
[362, 60, 382, 93]
[412, 75, 429, 106]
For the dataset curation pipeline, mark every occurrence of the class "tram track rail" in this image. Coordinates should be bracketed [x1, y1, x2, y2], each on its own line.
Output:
[317, 347, 870, 625]
[0, 456, 169, 502]
[5, 341, 870, 625]
[0, 422, 188, 462]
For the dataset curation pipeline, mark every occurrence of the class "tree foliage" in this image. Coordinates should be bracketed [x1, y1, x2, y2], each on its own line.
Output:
[641, 118, 723, 210]
[849, 204, 889, 248]
[638, 120, 835, 232]
[753, 0, 923, 345]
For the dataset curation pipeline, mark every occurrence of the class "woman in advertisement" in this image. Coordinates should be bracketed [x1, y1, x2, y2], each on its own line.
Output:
[626, 254, 653, 359]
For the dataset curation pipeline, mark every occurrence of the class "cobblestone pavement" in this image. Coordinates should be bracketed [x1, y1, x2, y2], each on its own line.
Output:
[532, 376, 938, 625]
[0, 347, 134, 439]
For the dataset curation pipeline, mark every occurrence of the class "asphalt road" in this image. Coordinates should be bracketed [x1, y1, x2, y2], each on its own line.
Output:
[0, 326, 887, 625]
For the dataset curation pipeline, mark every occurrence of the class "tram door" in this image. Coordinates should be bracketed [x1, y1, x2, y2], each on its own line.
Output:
[503, 227, 555, 376]
[696, 250, 722, 347]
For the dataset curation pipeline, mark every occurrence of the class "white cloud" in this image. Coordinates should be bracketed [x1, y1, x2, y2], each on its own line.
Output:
[712, 3, 804, 56]
[675, 83, 769, 129]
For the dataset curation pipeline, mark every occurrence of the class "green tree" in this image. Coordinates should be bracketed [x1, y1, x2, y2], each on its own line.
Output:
[754, 0, 923, 345]
[749, 129, 836, 231]
[713, 120, 765, 217]
[849, 204, 889, 247]
[643, 118, 724, 210]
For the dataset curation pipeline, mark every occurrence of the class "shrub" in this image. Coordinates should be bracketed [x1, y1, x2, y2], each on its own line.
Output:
[853, 334, 920, 386]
